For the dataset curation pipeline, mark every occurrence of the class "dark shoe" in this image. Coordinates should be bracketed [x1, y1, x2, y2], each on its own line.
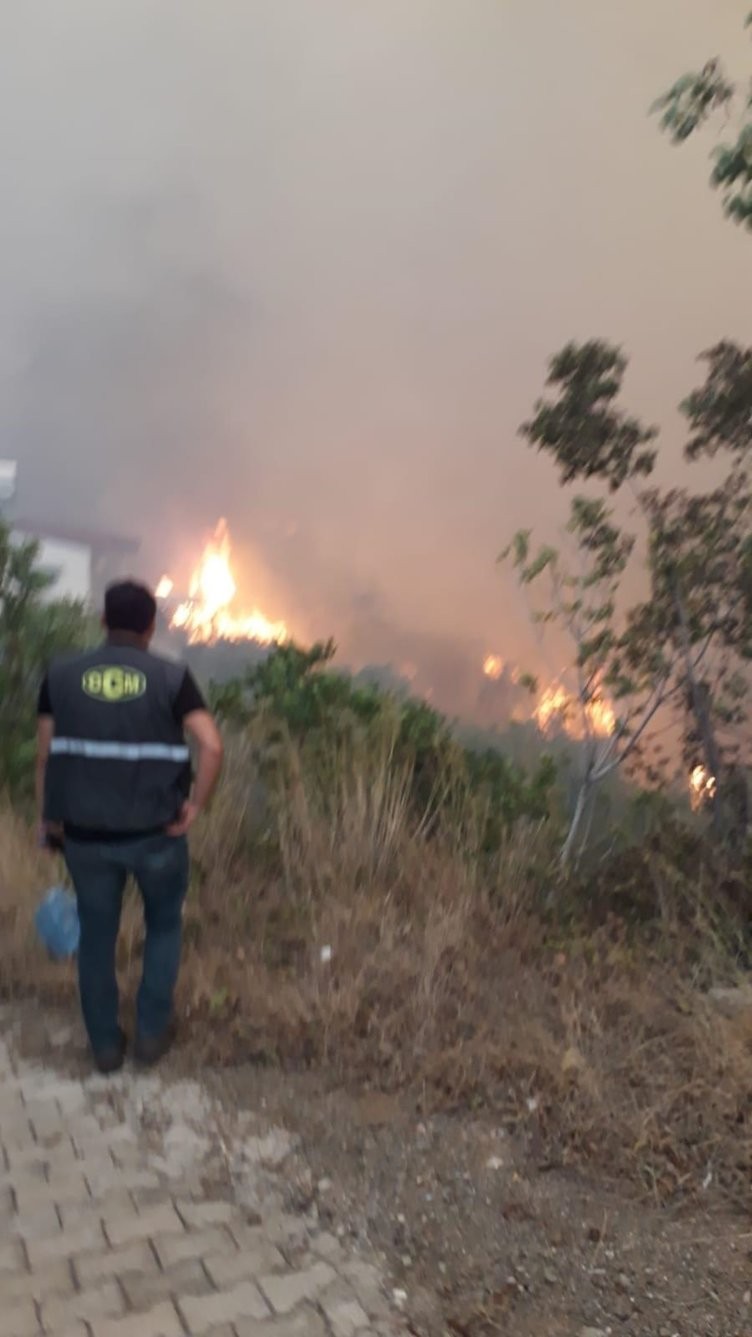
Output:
[134, 1021, 176, 1067]
[93, 1028, 126, 1075]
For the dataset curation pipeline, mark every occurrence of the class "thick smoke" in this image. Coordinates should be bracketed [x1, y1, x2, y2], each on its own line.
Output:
[1, 2, 747, 721]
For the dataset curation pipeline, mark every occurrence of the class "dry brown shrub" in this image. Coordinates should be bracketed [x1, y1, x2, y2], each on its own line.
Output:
[2, 733, 752, 1206]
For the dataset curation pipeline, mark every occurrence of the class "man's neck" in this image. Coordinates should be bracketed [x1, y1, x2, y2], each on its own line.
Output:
[106, 631, 150, 651]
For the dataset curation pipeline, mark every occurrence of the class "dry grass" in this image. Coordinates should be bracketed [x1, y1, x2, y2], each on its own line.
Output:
[0, 805, 78, 1000]
[3, 735, 752, 1206]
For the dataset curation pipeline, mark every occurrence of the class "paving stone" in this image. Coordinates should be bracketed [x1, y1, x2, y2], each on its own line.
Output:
[121, 1257, 213, 1311]
[231, 1221, 286, 1255]
[40, 1133, 79, 1161]
[27, 1219, 106, 1266]
[74, 1238, 158, 1286]
[340, 1260, 391, 1319]
[0, 1009, 405, 1337]
[27, 1109, 66, 1140]
[0, 1236, 26, 1273]
[260, 1261, 337, 1315]
[60, 1186, 134, 1230]
[6, 1165, 46, 1198]
[5, 1298, 40, 1337]
[179, 1281, 271, 1332]
[15, 1201, 64, 1240]
[234, 1309, 327, 1336]
[41, 1277, 125, 1328]
[15, 1169, 89, 1213]
[0, 1095, 26, 1119]
[94, 1300, 183, 1336]
[106, 1199, 184, 1247]
[109, 1137, 150, 1165]
[341, 1260, 384, 1291]
[4, 1145, 50, 1173]
[153, 1224, 236, 1269]
[261, 1212, 311, 1257]
[176, 1197, 239, 1228]
[3, 1122, 36, 1150]
[0, 1260, 74, 1304]
[2, 1158, 47, 1187]
[86, 1165, 160, 1195]
[311, 1230, 346, 1262]
[204, 1235, 285, 1288]
[321, 1287, 371, 1337]
[132, 1181, 176, 1209]
[104, 1122, 139, 1145]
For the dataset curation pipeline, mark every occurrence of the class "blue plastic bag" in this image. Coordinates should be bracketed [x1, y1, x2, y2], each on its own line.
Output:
[35, 886, 80, 960]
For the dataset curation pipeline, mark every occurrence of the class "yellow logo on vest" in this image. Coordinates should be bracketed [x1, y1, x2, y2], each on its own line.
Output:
[82, 666, 147, 702]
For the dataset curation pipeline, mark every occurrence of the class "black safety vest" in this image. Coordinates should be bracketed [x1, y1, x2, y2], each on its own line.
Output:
[44, 644, 192, 834]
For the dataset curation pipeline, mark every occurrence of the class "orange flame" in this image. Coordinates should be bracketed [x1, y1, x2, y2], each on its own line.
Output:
[155, 575, 174, 600]
[689, 763, 716, 811]
[535, 683, 571, 733]
[158, 520, 288, 647]
[483, 654, 505, 681]
[535, 679, 615, 739]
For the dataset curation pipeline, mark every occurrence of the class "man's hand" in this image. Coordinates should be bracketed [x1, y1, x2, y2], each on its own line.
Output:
[38, 821, 64, 852]
[166, 800, 201, 837]
[166, 710, 223, 838]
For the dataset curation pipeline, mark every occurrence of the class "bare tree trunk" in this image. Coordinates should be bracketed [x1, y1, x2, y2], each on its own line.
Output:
[671, 580, 722, 829]
[577, 786, 599, 864]
[561, 775, 591, 867]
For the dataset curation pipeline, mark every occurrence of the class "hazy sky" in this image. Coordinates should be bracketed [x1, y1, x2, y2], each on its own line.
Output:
[1, 2, 749, 713]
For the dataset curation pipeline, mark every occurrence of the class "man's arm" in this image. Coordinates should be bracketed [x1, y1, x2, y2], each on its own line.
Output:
[166, 709, 224, 836]
[184, 709, 224, 811]
[36, 715, 55, 843]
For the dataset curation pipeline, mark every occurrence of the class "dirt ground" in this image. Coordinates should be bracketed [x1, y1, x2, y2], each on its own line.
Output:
[220, 1074, 752, 1337]
[11, 1000, 752, 1337]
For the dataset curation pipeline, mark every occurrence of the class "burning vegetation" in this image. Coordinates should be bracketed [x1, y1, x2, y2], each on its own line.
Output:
[482, 653, 505, 681]
[157, 520, 288, 647]
[484, 652, 617, 742]
[689, 763, 717, 811]
[154, 522, 710, 836]
[534, 680, 616, 740]
[156, 525, 727, 827]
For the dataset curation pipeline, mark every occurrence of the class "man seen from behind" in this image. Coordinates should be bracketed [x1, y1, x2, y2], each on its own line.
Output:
[36, 580, 223, 1074]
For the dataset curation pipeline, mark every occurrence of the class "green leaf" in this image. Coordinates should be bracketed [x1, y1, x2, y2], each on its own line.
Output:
[523, 546, 557, 582]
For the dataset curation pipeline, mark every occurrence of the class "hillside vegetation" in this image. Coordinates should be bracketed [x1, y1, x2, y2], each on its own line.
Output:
[2, 528, 752, 1206]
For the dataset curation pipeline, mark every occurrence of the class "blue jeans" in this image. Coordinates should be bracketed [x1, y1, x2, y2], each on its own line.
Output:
[64, 834, 189, 1053]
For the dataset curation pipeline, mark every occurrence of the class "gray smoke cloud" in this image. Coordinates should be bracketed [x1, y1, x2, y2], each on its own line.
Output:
[1, 1, 748, 718]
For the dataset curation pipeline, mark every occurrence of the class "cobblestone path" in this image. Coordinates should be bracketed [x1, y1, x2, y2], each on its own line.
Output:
[0, 1012, 404, 1337]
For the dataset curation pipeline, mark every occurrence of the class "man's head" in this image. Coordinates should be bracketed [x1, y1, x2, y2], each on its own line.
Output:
[103, 580, 157, 647]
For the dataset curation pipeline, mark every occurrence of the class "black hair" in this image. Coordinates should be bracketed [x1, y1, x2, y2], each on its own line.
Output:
[104, 580, 157, 635]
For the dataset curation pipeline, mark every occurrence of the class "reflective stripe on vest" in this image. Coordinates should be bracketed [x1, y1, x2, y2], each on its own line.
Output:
[50, 738, 190, 763]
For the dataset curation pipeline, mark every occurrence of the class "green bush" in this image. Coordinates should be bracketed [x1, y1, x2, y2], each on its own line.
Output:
[0, 521, 95, 800]
[208, 640, 557, 858]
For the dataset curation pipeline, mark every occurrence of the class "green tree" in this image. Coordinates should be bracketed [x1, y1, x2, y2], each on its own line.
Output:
[513, 340, 752, 860]
[652, 13, 752, 230]
[641, 344, 752, 813]
[520, 341, 657, 489]
[0, 521, 94, 796]
[503, 495, 677, 865]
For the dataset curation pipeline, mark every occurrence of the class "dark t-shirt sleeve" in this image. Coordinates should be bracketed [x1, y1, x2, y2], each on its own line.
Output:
[172, 669, 206, 723]
[38, 676, 52, 716]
